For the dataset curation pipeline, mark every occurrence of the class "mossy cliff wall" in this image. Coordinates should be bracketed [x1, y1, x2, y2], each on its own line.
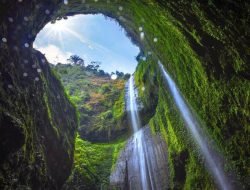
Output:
[0, 44, 78, 188]
[0, 45, 78, 188]
[0, 0, 249, 189]
[133, 1, 249, 188]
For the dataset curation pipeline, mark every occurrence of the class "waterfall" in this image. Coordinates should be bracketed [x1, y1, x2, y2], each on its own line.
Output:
[158, 61, 232, 190]
[110, 76, 169, 190]
[127, 77, 141, 132]
[127, 76, 150, 190]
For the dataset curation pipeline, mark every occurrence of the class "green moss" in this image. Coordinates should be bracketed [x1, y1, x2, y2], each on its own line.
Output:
[112, 89, 125, 120]
[135, 54, 216, 188]
[124, 1, 249, 186]
[65, 134, 126, 189]
[190, 2, 226, 41]
[184, 156, 215, 190]
[43, 93, 60, 139]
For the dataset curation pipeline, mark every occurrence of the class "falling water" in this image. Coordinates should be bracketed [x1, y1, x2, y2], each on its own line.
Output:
[158, 61, 232, 190]
[127, 77, 141, 132]
[110, 76, 169, 190]
[127, 76, 149, 190]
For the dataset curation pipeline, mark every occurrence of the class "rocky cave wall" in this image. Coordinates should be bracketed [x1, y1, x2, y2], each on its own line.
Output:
[0, 1, 79, 189]
[0, 0, 249, 189]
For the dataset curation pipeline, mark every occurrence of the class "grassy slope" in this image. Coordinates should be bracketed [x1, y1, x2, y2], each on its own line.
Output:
[53, 64, 129, 142]
[64, 135, 126, 190]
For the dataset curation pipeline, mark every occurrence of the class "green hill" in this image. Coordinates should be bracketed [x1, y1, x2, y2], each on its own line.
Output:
[52, 63, 130, 142]
[51, 63, 129, 189]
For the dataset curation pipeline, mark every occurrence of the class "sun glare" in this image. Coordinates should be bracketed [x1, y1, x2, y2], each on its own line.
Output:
[43, 18, 91, 49]
[111, 74, 118, 80]
[34, 14, 140, 74]
[51, 21, 67, 32]
[46, 20, 69, 37]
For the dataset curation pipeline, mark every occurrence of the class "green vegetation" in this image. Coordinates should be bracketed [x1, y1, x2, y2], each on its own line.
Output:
[135, 51, 249, 188]
[67, 55, 84, 66]
[52, 62, 130, 142]
[52, 60, 129, 189]
[64, 135, 126, 190]
[53, 1, 250, 188]
[0, 0, 248, 189]
[0, 49, 78, 189]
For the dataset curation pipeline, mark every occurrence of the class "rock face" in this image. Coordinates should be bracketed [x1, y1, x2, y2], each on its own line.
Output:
[0, 47, 78, 189]
[110, 126, 169, 190]
[0, 0, 249, 189]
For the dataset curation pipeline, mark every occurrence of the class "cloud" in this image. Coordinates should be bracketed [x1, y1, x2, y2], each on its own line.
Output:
[34, 44, 72, 64]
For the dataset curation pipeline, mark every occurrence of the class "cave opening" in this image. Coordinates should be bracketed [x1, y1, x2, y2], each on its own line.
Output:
[33, 14, 140, 75]
[33, 13, 143, 189]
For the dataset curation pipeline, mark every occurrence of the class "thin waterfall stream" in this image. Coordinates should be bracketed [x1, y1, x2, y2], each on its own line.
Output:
[110, 76, 169, 190]
[158, 61, 232, 190]
[127, 76, 148, 189]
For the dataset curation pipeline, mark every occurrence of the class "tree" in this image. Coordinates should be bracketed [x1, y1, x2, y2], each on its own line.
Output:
[116, 71, 124, 78]
[67, 55, 84, 66]
[98, 70, 106, 76]
[124, 73, 131, 80]
[86, 61, 101, 72]
[90, 61, 101, 71]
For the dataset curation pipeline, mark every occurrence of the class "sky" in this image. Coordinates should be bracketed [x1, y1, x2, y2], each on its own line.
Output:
[34, 14, 140, 74]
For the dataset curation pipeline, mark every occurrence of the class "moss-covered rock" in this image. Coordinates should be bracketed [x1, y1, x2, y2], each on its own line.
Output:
[0, 47, 78, 189]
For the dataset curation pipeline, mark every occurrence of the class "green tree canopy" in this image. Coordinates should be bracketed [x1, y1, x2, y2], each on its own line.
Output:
[67, 55, 84, 66]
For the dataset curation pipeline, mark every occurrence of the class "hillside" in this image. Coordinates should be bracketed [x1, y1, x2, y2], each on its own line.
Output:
[52, 63, 130, 142]
[52, 63, 129, 189]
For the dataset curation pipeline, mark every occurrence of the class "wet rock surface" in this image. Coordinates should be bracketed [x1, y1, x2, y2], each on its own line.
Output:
[110, 126, 169, 190]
